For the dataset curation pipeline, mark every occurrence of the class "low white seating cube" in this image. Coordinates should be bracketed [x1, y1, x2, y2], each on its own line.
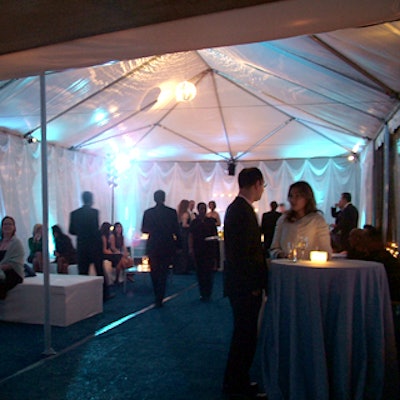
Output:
[0, 273, 103, 327]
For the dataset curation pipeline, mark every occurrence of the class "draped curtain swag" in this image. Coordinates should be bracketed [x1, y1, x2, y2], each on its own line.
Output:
[0, 133, 366, 257]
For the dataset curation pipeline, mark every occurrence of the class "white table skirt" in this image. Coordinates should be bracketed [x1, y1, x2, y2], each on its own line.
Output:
[262, 259, 399, 400]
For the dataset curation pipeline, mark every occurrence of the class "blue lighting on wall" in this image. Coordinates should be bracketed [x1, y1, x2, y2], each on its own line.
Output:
[92, 109, 109, 126]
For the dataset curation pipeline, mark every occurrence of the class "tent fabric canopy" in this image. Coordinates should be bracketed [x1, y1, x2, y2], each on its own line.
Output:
[0, 21, 399, 164]
[1, 0, 399, 80]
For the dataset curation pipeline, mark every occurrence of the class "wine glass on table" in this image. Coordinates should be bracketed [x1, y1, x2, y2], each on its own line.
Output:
[287, 242, 297, 262]
[296, 236, 308, 260]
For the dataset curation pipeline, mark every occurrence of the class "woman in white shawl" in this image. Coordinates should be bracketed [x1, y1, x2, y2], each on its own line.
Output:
[270, 181, 332, 260]
[0, 216, 25, 299]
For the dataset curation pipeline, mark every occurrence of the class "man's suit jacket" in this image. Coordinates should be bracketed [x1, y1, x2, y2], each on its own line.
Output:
[261, 210, 281, 249]
[224, 196, 267, 296]
[141, 203, 181, 259]
[69, 205, 100, 247]
[332, 203, 358, 250]
[331, 207, 341, 224]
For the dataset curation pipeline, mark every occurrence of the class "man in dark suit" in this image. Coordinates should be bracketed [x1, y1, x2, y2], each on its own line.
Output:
[69, 191, 111, 299]
[261, 201, 281, 258]
[142, 190, 181, 308]
[331, 192, 359, 252]
[223, 168, 268, 399]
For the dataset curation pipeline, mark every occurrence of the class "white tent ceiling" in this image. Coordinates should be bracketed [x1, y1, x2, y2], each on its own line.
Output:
[0, 2, 399, 163]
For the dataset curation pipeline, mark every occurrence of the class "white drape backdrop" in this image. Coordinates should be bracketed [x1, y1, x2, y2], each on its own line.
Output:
[0, 133, 368, 257]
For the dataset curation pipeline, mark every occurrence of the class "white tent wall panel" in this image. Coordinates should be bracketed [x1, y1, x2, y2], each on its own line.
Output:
[115, 158, 362, 246]
[0, 133, 364, 257]
[0, 134, 111, 257]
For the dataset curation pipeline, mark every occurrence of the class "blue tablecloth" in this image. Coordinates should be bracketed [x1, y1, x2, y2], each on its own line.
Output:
[262, 259, 399, 399]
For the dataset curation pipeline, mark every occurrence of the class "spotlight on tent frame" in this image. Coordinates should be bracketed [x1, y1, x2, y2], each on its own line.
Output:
[23, 131, 38, 144]
[347, 152, 358, 162]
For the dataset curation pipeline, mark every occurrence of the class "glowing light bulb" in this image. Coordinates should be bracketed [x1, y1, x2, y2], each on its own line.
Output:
[175, 81, 197, 102]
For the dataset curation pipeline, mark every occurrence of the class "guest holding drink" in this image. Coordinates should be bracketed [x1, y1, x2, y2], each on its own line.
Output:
[0, 216, 25, 299]
[270, 181, 332, 260]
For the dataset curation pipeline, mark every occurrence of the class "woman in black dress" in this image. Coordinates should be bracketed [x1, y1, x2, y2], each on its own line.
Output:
[52, 225, 77, 274]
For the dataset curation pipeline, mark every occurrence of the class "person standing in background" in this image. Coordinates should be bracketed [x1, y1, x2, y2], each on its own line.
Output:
[142, 190, 181, 308]
[331, 192, 359, 252]
[189, 202, 218, 302]
[261, 201, 281, 258]
[278, 203, 286, 214]
[207, 200, 222, 270]
[69, 191, 113, 300]
[187, 199, 197, 272]
[207, 200, 221, 227]
[175, 199, 191, 274]
[223, 167, 268, 399]
[188, 200, 197, 221]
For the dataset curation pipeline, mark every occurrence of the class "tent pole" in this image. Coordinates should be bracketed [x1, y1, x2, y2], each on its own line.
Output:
[111, 185, 115, 224]
[382, 124, 390, 243]
[40, 73, 56, 356]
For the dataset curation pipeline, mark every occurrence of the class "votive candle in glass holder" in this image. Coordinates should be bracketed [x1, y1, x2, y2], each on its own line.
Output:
[310, 251, 328, 263]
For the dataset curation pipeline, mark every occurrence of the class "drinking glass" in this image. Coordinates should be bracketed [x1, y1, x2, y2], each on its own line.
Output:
[287, 242, 297, 262]
[296, 236, 308, 260]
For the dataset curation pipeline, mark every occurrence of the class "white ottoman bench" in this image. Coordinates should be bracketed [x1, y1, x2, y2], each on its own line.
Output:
[0, 273, 103, 327]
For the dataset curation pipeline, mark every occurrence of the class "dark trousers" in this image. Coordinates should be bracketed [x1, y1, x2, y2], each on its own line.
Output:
[77, 244, 109, 295]
[224, 291, 262, 392]
[77, 244, 104, 276]
[149, 255, 171, 306]
[0, 269, 23, 300]
[195, 257, 215, 300]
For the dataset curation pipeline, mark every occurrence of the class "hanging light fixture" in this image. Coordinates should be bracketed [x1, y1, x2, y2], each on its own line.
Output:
[175, 80, 197, 102]
[23, 131, 38, 144]
[347, 152, 358, 162]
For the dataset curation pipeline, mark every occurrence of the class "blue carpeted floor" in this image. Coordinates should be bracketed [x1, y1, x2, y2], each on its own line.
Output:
[0, 272, 264, 400]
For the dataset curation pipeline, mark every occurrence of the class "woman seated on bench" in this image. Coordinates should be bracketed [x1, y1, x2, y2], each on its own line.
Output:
[52, 225, 78, 274]
[27, 223, 43, 272]
[111, 222, 134, 283]
[100, 222, 122, 284]
[0, 216, 25, 299]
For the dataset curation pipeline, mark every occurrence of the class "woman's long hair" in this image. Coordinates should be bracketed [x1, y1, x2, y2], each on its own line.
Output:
[100, 222, 111, 237]
[177, 199, 190, 221]
[32, 223, 42, 241]
[113, 222, 124, 249]
[51, 224, 64, 236]
[285, 181, 319, 222]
